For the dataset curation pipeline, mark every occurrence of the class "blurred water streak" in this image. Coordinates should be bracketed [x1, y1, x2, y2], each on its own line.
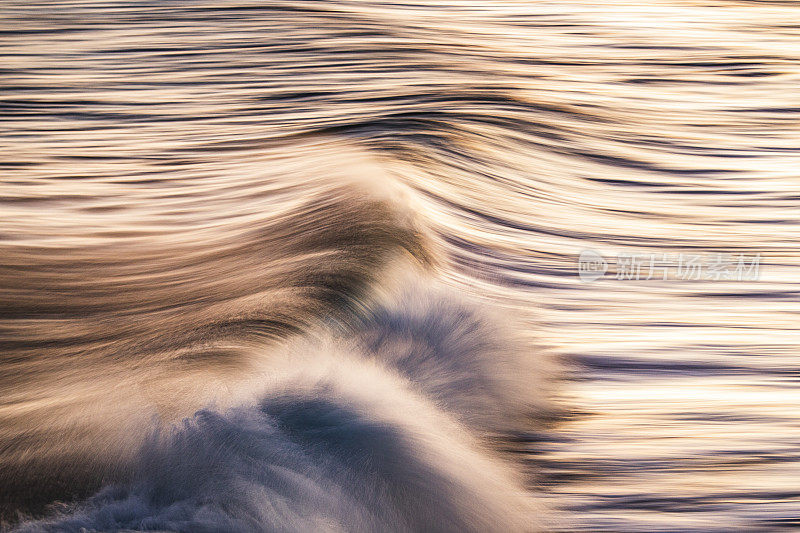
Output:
[2, 1, 800, 530]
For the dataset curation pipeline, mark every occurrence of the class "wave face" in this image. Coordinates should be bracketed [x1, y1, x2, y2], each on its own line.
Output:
[2, 0, 800, 531]
[1, 149, 546, 531]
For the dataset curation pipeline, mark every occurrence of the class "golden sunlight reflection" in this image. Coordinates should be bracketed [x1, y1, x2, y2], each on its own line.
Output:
[1, 0, 799, 531]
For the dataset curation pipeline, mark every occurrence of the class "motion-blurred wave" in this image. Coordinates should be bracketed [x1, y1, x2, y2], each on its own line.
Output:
[0, 145, 549, 531]
[2, 0, 800, 531]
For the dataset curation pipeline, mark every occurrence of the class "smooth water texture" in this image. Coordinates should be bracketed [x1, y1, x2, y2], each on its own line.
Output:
[1, 1, 800, 531]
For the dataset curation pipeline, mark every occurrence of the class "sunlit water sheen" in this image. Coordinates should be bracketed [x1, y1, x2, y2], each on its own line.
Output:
[2, 1, 800, 531]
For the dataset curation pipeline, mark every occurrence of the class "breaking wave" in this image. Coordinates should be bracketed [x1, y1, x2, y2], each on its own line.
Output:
[1, 164, 549, 531]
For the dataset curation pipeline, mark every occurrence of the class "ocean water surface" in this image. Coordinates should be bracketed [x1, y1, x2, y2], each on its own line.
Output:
[1, 1, 800, 531]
